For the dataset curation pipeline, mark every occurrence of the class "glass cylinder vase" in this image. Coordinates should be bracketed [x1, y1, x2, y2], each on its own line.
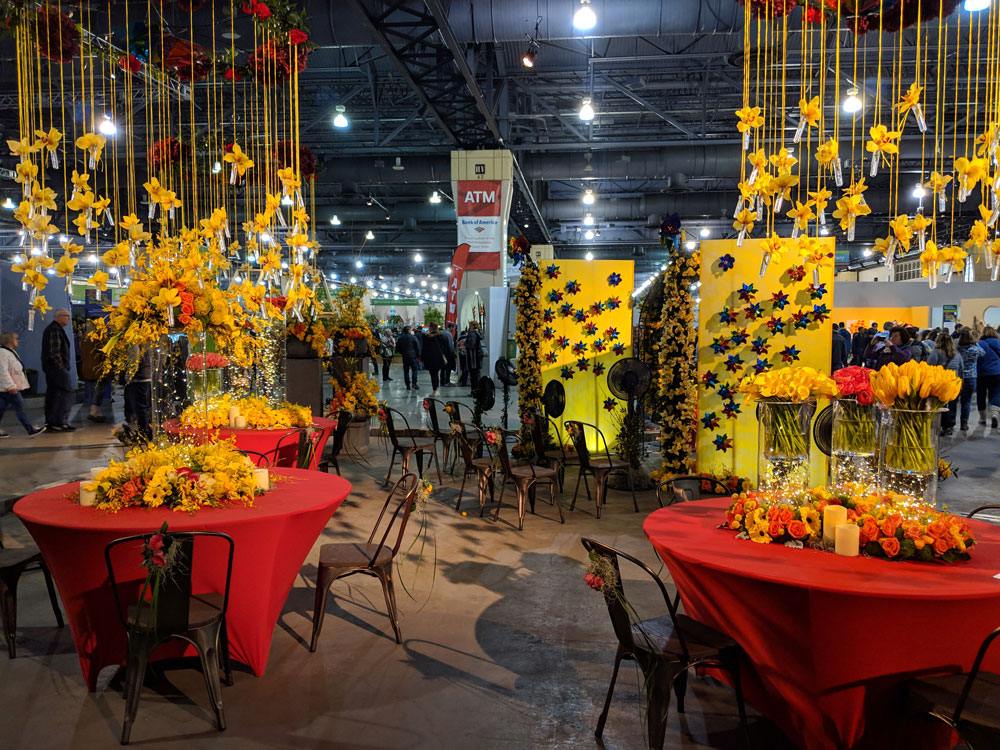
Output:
[757, 400, 816, 490]
[187, 367, 226, 402]
[878, 407, 942, 502]
[830, 397, 879, 491]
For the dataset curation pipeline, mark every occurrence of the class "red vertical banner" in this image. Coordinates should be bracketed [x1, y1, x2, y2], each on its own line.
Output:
[446, 244, 470, 328]
[456, 179, 503, 271]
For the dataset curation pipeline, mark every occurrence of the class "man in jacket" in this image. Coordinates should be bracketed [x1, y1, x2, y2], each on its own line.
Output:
[464, 321, 484, 395]
[851, 325, 873, 366]
[420, 323, 448, 395]
[41, 308, 75, 432]
[123, 347, 153, 441]
[377, 328, 396, 383]
[831, 328, 848, 372]
[394, 326, 421, 391]
[440, 322, 456, 386]
[0, 332, 45, 437]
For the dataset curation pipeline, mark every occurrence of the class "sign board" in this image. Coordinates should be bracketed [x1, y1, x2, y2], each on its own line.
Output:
[371, 298, 419, 306]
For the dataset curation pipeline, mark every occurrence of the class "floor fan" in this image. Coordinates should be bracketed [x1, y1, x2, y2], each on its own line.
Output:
[494, 358, 517, 430]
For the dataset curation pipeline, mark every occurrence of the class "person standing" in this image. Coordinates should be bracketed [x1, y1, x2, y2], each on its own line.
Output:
[0, 332, 45, 437]
[456, 327, 469, 387]
[41, 308, 76, 432]
[464, 320, 484, 395]
[440, 322, 456, 386]
[928, 332, 964, 436]
[378, 328, 396, 383]
[831, 328, 848, 372]
[976, 326, 1000, 430]
[956, 329, 984, 432]
[864, 326, 912, 370]
[80, 320, 110, 422]
[419, 323, 448, 396]
[395, 326, 421, 391]
[123, 347, 153, 441]
[851, 325, 873, 367]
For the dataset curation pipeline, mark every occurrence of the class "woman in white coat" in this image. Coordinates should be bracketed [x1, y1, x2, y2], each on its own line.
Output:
[0, 332, 46, 437]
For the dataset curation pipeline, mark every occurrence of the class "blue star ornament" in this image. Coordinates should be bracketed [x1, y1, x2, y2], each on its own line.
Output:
[701, 411, 720, 430]
[713, 433, 733, 452]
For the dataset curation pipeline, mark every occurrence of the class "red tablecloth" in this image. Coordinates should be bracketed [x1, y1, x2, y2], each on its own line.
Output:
[15, 469, 350, 691]
[644, 499, 1000, 750]
[163, 417, 335, 470]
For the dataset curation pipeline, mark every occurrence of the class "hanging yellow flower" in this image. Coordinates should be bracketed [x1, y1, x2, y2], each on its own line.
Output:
[888, 214, 913, 252]
[735, 106, 764, 150]
[769, 150, 797, 175]
[815, 138, 839, 167]
[793, 96, 821, 143]
[75, 132, 106, 167]
[975, 124, 997, 158]
[54, 253, 77, 278]
[223, 144, 254, 181]
[866, 124, 900, 175]
[28, 182, 57, 212]
[15, 160, 38, 185]
[67, 190, 95, 213]
[940, 245, 968, 273]
[733, 207, 756, 235]
[25, 212, 58, 240]
[7, 137, 37, 161]
[33, 127, 62, 167]
[70, 169, 91, 196]
[894, 82, 925, 132]
[120, 213, 151, 243]
[88, 270, 110, 292]
[832, 194, 871, 240]
[954, 157, 989, 202]
[920, 241, 941, 278]
[786, 200, 815, 234]
[277, 166, 301, 196]
[32, 296, 51, 316]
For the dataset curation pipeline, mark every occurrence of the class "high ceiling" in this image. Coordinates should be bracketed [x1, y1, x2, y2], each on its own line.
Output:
[0, 0, 987, 290]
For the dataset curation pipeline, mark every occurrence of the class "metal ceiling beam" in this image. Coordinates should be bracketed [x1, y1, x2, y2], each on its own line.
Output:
[601, 75, 695, 137]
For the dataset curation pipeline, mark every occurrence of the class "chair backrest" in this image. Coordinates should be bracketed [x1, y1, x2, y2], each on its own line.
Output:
[424, 398, 447, 438]
[446, 400, 475, 427]
[367, 473, 420, 562]
[657, 475, 732, 505]
[953, 626, 1000, 724]
[968, 505, 1000, 521]
[580, 537, 690, 660]
[270, 428, 306, 467]
[329, 410, 352, 457]
[528, 410, 548, 461]
[240, 449, 271, 467]
[495, 431, 514, 476]
[564, 420, 593, 469]
[104, 531, 234, 635]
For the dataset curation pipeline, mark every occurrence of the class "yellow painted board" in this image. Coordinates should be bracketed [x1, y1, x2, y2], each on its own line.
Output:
[832, 306, 929, 329]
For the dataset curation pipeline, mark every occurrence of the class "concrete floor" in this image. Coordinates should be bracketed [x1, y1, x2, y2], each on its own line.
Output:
[0, 386, 998, 749]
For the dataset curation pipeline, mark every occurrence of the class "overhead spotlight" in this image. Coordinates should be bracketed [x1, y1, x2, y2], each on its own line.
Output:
[820, 225, 830, 236]
[380, 282, 388, 290]
[414, 252, 423, 263]
[280, 261, 289, 270]
[584, 250, 595, 261]
[584, 229, 595, 240]
[842, 87, 863, 114]
[573, 0, 597, 31]
[912, 183, 927, 199]
[420, 279, 427, 287]
[366, 279, 375, 288]
[862, 248, 874, 258]
[365, 230, 375, 240]
[583, 212, 595, 226]
[98, 114, 117, 137]
[330, 215, 341, 226]
[582, 189, 595, 206]
[2, 197, 15, 210]
[685, 240, 697, 250]
[578, 97, 595, 122]
[332, 105, 349, 129]
[393, 294, 400, 301]
[407, 275, 416, 284]
[521, 41, 538, 69]
[350, 276, 358, 284]
[232, 274, 242, 284]
[445, 265, 452, 275]
[331, 273, 339, 280]
[699, 227, 711, 238]
[59, 234, 69, 243]
[86, 253, 98, 263]
[392, 157, 404, 171]
[355, 259, 364, 269]
[211, 161, 222, 174]
[431, 282, 439, 290]
[964, 0, 991, 10]
[366, 197, 373, 206]
[429, 190, 442, 204]
[523, 222, 529, 228]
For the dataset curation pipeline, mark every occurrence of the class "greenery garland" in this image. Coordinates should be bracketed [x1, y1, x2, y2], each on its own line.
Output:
[654, 249, 701, 476]
[512, 258, 544, 445]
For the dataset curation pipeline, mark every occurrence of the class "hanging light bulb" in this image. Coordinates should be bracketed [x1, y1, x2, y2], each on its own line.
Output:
[842, 87, 863, 114]
[98, 114, 117, 136]
[2, 197, 15, 210]
[699, 227, 711, 238]
[912, 183, 927, 199]
[578, 97, 595, 122]
[582, 189, 595, 205]
[365, 230, 375, 240]
[573, 0, 597, 31]
[355, 259, 364, 269]
[414, 252, 424, 263]
[583, 212, 595, 226]
[429, 190, 442, 204]
[350, 276, 358, 284]
[584, 250, 595, 261]
[333, 105, 349, 129]
[521, 41, 538, 68]
[330, 215, 341, 226]
[584, 229, 595, 240]
[407, 275, 416, 284]
[281, 194, 294, 206]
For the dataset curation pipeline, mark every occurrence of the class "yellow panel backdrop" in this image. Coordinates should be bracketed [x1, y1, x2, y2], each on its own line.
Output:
[537, 259, 635, 449]
[695, 238, 835, 487]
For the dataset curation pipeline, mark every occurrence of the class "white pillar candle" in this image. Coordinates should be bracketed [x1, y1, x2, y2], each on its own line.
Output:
[89, 467, 103, 479]
[253, 468, 270, 492]
[823, 505, 848, 544]
[79, 484, 97, 507]
[835, 523, 860, 557]
[234, 415, 248, 430]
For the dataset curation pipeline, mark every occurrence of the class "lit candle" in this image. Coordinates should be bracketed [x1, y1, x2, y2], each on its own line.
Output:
[823, 505, 848, 544]
[228, 406, 241, 428]
[253, 468, 270, 492]
[835, 523, 860, 557]
[234, 415, 248, 430]
[79, 483, 97, 507]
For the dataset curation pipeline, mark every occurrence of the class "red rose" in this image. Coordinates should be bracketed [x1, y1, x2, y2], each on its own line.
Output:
[288, 29, 309, 45]
[149, 534, 164, 553]
[787, 520, 808, 539]
[254, 2, 271, 19]
[118, 54, 141, 73]
[860, 517, 879, 544]
[240, 1, 254, 14]
[768, 520, 783, 538]
[422, 399, 430, 411]
[804, 6, 823, 23]
[778, 507, 793, 525]
[152, 550, 166, 567]
[223, 67, 242, 82]
[879, 537, 901, 558]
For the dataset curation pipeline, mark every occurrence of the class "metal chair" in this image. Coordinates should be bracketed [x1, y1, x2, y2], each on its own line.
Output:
[319, 410, 353, 476]
[968, 505, 1000, 521]
[268, 428, 307, 468]
[382, 406, 442, 486]
[444, 400, 477, 473]
[526, 410, 570, 487]
[905, 626, 1000, 748]
[564, 420, 637, 517]
[310, 474, 419, 649]
[0, 542, 63, 658]
[581, 538, 751, 750]
[656, 475, 733, 507]
[105, 531, 234, 745]
[453, 423, 497, 515]
[495, 431, 562, 530]
[424, 398, 457, 474]
[238, 449, 272, 468]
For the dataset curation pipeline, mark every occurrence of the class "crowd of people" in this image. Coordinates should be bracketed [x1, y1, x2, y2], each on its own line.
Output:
[833, 320, 1000, 435]
[374, 320, 484, 397]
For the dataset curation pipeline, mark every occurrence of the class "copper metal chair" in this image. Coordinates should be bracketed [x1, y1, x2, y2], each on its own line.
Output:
[969, 505, 1000, 521]
[453, 423, 496, 514]
[656, 475, 733, 507]
[423, 398, 457, 474]
[0, 540, 63, 658]
[905, 626, 1000, 748]
[268, 428, 308, 468]
[310, 473, 419, 649]
[382, 406, 442, 486]
[105, 531, 234, 745]
[581, 538, 751, 750]
[495, 432, 562, 530]
[319, 410, 353, 475]
[564, 420, 637, 517]
[238, 449, 272, 467]
[444, 400, 477, 473]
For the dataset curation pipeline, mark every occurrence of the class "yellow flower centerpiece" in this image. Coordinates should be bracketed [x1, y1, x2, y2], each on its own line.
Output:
[180, 395, 312, 430]
[871, 361, 962, 501]
[84, 441, 258, 513]
[327, 371, 380, 417]
[739, 366, 836, 490]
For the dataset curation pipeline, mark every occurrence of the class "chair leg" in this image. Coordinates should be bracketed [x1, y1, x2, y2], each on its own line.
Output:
[550, 480, 564, 524]
[431, 449, 443, 485]
[383, 448, 398, 486]
[455, 471, 468, 511]
[192, 626, 226, 731]
[516, 482, 528, 530]
[41, 563, 64, 628]
[309, 566, 334, 653]
[219, 619, 233, 686]
[595, 647, 624, 739]
[645, 661, 674, 750]
[376, 567, 402, 644]
[414, 450, 425, 478]
[120, 633, 153, 745]
[570, 469, 583, 511]
[729, 658, 753, 749]
[673, 665, 689, 713]
[0, 575, 18, 659]
[594, 471, 607, 519]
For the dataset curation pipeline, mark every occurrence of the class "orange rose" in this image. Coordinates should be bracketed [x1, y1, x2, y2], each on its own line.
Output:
[860, 517, 879, 544]
[933, 537, 952, 555]
[880, 514, 902, 538]
[903, 523, 923, 540]
[767, 506, 780, 521]
[879, 537, 901, 558]
[787, 520, 808, 539]
[778, 507, 794, 525]
[178, 313, 192, 325]
[768, 520, 784, 538]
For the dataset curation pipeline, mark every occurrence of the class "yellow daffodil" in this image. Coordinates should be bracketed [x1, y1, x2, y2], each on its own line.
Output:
[33, 127, 61, 155]
[786, 201, 815, 232]
[733, 207, 756, 235]
[67, 190, 95, 213]
[888, 214, 913, 251]
[152, 286, 182, 310]
[968, 220, 988, 249]
[769, 150, 797, 175]
[28, 182, 57, 212]
[815, 138, 839, 167]
[32, 295, 51, 316]
[894, 82, 924, 129]
[70, 169, 91, 195]
[874, 236, 893, 257]
[832, 194, 871, 233]
[223, 143, 254, 177]
[845, 178, 869, 198]
[87, 270, 109, 292]
[866, 124, 901, 163]
[54, 253, 77, 278]
[798, 95, 821, 128]
[954, 156, 989, 201]
[735, 106, 764, 133]
[976, 124, 997, 158]
[75, 132, 106, 166]
[15, 161, 38, 184]
[809, 188, 832, 213]
[7, 137, 37, 161]
[910, 213, 931, 234]
[277, 166, 301, 195]
[25, 212, 58, 239]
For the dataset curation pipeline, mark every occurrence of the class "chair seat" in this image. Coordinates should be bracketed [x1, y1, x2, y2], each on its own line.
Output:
[318, 542, 392, 570]
[510, 465, 558, 482]
[403, 442, 435, 454]
[0, 546, 42, 571]
[631, 613, 739, 662]
[907, 671, 1000, 733]
[471, 458, 493, 471]
[127, 592, 224, 631]
[590, 456, 629, 470]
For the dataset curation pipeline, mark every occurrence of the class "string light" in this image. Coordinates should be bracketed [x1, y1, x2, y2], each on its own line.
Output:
[330, 215, 341, 225]
[365, 230, 375, 240]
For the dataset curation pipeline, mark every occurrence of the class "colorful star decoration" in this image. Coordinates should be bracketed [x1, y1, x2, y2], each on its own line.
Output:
[576, 358, 589, 371]
[717, 383, 735, 401]
[701, 411, 720, 430]
[771, 290, 790, 310]
[559, 302, 574, 317]
[593, 338, 607, 353]
[543, 308, 555, 322]
[583, 322, 598, 336]
[744, 302, 764, 321]
[542, 326, 555, 340]
[573, 309, 589, 323]
[722, 400, 742, 419]
[718, 254, 736, 271]
[766, 316, 785, 334]
[560, 366, 574, 380]
[589, 301, 605, 316]
[724, 354, 744, 372]
[612, 342, 626, 355]
[592, 362, 606, 376]
[787, 265, 807, 282]
[753, 358, 771, 374]
[730, 328, 750, 346]
[544, 351, 557, 363]
[545, 264, 561, 279]
[812, 303, 830, 323]
[808, 282, 828, 300]
[780, 345, 801, 363]
[555, 336, 570, 350]
[603, 397, 617, 411]
[607, 272, 622, 287]
[606, 296, 621, 310]
[792, 309, 811, 329]
[750, 336, 770, 355]
[710, 337, 731, 355]
[713, 433, 733, 452]
[604, 327, 620, 340]
[547, 290, 563, 303]
[702, 371, 719, 389]
[565, 280, 581, 295]
[572, 341, 588, 356]
[738, 283, 758, 302]
[720, 307, 738, 325]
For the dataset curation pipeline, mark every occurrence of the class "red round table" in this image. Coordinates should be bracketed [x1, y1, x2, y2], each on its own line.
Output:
[162, 416, 335, 470]
[644, 499, 1000, 750]
[15, 468, 350, 691]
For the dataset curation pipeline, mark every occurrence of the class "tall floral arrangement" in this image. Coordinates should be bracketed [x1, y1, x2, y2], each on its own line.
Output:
[654, 249, 700, 474]
[326, 285, 378, 417]
[512, 257, 544, 446]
